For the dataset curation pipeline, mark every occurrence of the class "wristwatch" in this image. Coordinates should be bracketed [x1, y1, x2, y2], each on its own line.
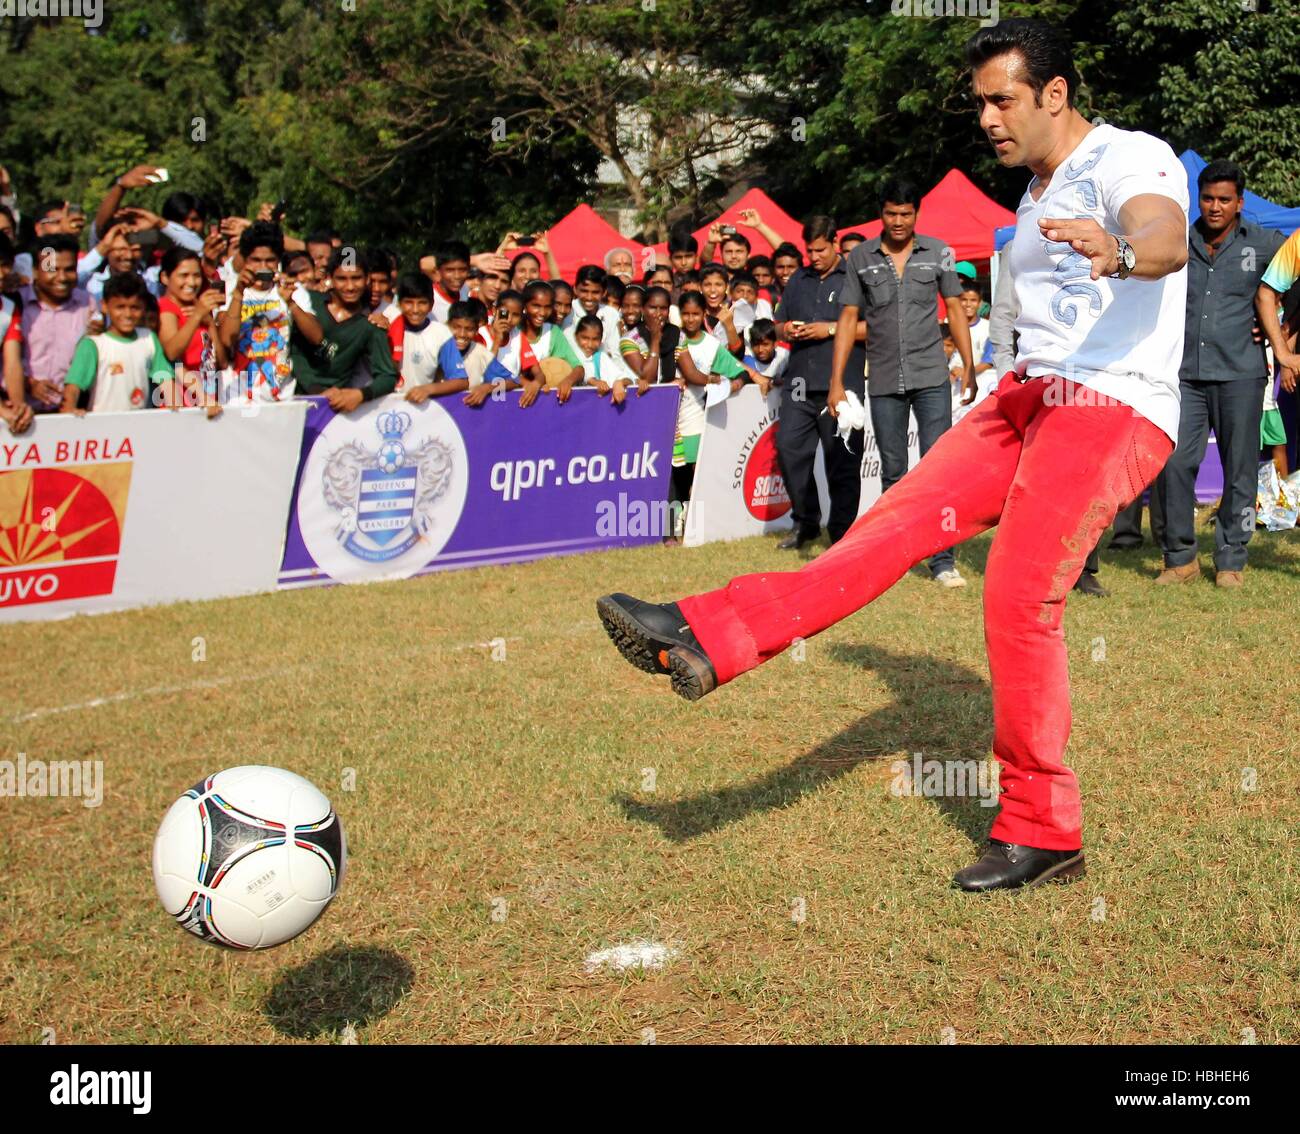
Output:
[1110, 235, 1136, 280]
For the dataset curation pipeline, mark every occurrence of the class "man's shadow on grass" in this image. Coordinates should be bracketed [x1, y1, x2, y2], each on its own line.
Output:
[615, 643, 996, 847]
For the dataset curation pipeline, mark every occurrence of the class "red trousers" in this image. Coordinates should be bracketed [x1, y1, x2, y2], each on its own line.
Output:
[678, 375, 1173, 850]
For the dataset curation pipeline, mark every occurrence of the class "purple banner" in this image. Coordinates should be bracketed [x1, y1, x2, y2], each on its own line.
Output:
[279, 388, 678, 587]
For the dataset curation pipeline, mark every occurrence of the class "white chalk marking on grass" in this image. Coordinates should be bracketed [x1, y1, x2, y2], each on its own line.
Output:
[10, 673, 262, 723]
[584, 940, 678, 975]
[7, 625, 596, 725]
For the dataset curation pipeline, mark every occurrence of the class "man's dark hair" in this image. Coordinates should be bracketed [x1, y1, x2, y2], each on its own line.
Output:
[772, 242, 803, 264]
[574, 314, 604, 339]
[35, 233, 80, 261]
[802, 215, 837, 244]
[720, 230, 751, 252]
[748, 317, 778, 345]
[521, 279, 554, 304]
[729, 272, 758, 292]
[1198, 160, 1245, 197]
[667, 227, 698, 255]
[34, 199, 65, 224]
[396, 271, 433, 302]
[305, 230, 334, 248]
[283, 250, 312, 272]
[678, 269, 702, 285]
[328, 245, 370, 276]
[574, 264, 606, 288]
[879, 178, 921, 212]
[102, 271, 150, 303]
[964, 18, 1080, 108]
[0, 232, 16, 266]
[700, 263, 729, 283]
[840, 232, 866, 249]
[747, 254, 773, 273]
[160, 246, 201, 277]
[161, 192, 206, 224]
[239, 222, 284, 260]
[435, 240, 471, 267]
[366, 245, 399, 274]
[604, 276, 626, 304]
[960, 279, 985, 299]
[448, 299, 478, 323]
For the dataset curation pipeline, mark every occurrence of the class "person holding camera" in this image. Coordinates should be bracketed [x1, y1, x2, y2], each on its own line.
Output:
[216, 222, 322, 404]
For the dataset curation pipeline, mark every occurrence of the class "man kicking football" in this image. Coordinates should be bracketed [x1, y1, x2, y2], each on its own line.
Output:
[596, 18, 1189, 893]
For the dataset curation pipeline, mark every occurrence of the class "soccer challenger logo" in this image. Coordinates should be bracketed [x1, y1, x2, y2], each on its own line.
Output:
[297, 402, 469, 583]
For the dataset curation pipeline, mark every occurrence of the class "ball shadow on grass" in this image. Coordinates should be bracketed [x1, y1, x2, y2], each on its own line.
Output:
[264, 945, 414, 1039]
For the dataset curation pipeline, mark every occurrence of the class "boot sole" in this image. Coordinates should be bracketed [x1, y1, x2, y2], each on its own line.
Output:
[595, 596, 717, 701]
[1024, 852, 1086, 889]
[955, 852, 1086, 893]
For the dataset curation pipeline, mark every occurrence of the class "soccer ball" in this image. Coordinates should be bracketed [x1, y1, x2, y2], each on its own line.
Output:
[152, 766, 346, 950]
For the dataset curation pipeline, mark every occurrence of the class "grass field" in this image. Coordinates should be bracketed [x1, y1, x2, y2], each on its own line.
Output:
[2, 521, 1298, 1045]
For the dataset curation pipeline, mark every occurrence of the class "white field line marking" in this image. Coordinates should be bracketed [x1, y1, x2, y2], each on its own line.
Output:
[584, 940, 679, 975]
[9, 621, 593, 724]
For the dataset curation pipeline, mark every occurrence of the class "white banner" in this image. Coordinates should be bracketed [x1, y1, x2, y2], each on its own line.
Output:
[0, 403, 306, 623]
[684, 385, 920, 547]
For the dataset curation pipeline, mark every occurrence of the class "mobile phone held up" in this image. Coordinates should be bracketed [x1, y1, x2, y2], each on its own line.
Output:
[515, 236, 536, 247]
[271, 200, 288, 224]
[253, 270, 276, 290]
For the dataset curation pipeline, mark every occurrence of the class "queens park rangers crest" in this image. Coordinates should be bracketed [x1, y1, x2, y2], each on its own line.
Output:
[321, 409, 456, 562]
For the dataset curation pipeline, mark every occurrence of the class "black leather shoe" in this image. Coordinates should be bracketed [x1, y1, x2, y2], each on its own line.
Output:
[953, 840, 1086, 892]
[1072, 572, 1109, 598]
[595, 593, 718, 701]
[777, 530, 819, 550]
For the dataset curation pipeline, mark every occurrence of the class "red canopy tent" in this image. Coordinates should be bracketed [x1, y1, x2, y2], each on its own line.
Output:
[691, 187, 805, 258]
[840, 169, 1015, 263]
[646, 187, 808, 266]
[508, 204, 646, 283]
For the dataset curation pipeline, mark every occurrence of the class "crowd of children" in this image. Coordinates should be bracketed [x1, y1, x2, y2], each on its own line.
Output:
[2, 168, 847, 529]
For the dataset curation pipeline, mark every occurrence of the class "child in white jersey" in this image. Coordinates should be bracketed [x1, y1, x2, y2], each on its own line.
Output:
[61, 272, 172, 413]
[572, 314, 638, 405]
[742, 319, 789, 384]
[386, 272, 451, 392]
[406, 301, 493, 403]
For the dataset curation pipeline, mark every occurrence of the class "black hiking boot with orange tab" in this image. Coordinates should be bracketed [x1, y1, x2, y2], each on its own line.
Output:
[595, 593, 718, 701]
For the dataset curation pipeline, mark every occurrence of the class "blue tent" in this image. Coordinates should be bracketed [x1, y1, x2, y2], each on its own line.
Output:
[992, 148, 1299, 250]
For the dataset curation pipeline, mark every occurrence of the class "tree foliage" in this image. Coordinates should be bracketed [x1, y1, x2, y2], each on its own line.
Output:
[0, 0, 1294, 254]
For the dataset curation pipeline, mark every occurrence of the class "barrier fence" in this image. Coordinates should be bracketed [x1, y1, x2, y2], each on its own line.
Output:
[0, 384, 1235, 623]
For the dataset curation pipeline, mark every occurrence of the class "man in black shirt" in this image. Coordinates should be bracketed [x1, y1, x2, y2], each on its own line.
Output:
[772, 216, 867, 548]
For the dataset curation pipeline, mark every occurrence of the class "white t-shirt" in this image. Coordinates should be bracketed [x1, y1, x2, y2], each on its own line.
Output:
[218, 283, 313, 403]
[565, 299, 622, 356]
[746, 345, 790, 381]
[576, 347, 636, 385]
[431, 283, 470, 323]
[396, 319, 452, 389]
[75, 329, 169, 413]
[1008, 123, 1188, 441]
